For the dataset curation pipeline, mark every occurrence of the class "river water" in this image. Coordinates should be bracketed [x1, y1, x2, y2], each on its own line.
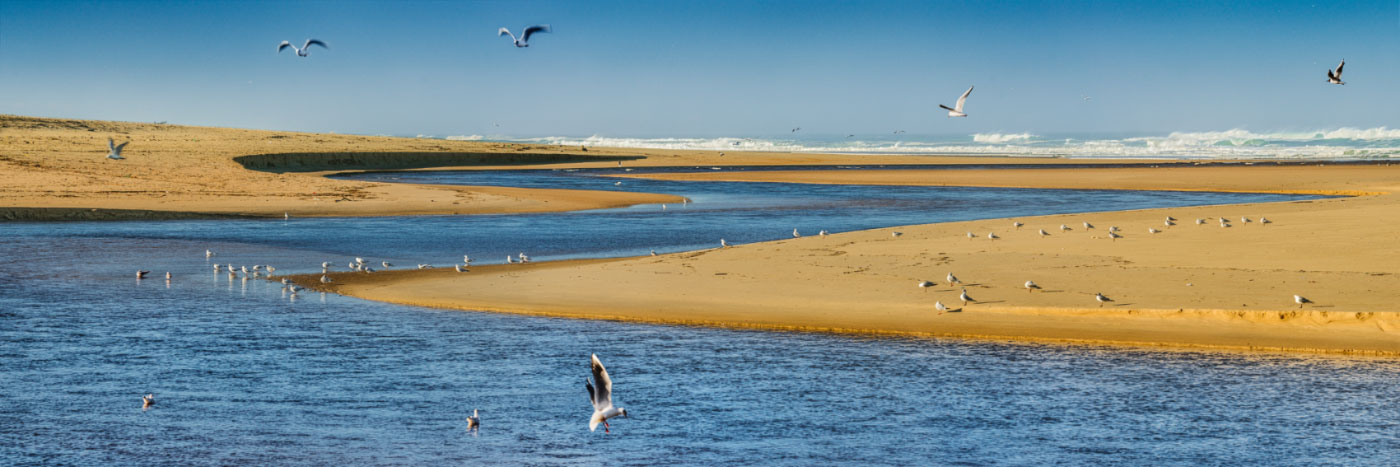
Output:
[4, 169, 1396, 465]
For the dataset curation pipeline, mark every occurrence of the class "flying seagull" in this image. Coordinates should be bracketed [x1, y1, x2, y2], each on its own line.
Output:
[278, 39, 328, 57]
[1326, 59, 1345, 85]
[107, 138, 129, 160]
[939, 85, 974, 117]
[585, 354, 628, 433]
[499, 25, 551, 47]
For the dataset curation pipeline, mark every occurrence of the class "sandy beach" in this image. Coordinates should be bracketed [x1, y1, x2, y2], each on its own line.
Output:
[1, 115, 1150, 220]
[297, 163, 1400, 355]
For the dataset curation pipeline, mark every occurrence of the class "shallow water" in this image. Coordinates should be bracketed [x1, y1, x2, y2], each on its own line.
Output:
[4, 171, 1396, 465]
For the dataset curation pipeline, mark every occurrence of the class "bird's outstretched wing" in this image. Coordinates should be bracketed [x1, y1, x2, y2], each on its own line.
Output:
[938, 104, 956, 112]
[1334, 59, 1344, 78]
[278, 41, 292, 53]
[498, 27, 516, 41]
[955, 86, 974, 111]
[108, 137, 116, 151]
[304, 39, 328, 50]
[114, 141, 129, 154]
[585, 378, 596, 406]
[521, 24, 551, 42]
[589, 354, 612, 410]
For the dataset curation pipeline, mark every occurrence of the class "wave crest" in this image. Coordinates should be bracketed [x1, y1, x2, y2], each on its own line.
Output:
[972, 133, 1035, 143]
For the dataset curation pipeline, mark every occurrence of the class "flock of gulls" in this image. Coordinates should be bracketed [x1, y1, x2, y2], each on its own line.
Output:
[878, 211, 1312, 311]
[135, 248, 631, 433]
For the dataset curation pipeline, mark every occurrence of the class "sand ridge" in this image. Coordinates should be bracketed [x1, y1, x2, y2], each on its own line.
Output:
[294, 163, 1400, 356]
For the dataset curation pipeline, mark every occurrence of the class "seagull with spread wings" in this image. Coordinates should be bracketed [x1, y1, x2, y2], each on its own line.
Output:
[585, 354, 628, 433]
[499, 25, 551, 47]
[278, 39, 328, 57]
[940, 85, 974, 117]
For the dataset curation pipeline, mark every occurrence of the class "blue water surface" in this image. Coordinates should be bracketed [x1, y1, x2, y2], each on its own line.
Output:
[3, 168, 1397, 465]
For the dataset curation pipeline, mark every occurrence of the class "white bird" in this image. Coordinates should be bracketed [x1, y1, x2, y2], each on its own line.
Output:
[1083, 221, 1095, 229]
[1165, 216, 1177, 222]
[939, 85, 974, 117]
[1024, 280, 1041, 293]
[1060, 224, 1071, 231]
[649, 249, 657, 256]
[1095, 292, 1112, 307]
[966, 232, 976, 239]
[1294, 295, 1313, 308]
[241, 266, 249, 274]
[213, 264, 221, 272]
[417, 264, 433, 269]
[1260, 217, 1271, 226]
[1013, 221, 1024, 229]
[322, 261, 332, 269]
[1148, 228, 1160, 234]
[819, 230, 828, 237]
[518, 253, 530, 263]
[1164, 220, 1175, 227]
[506, 255, 516, 264]
[959, 288, 975, 306]
[987, 232, 999, 240]
[1241, 216, 1252, 223]
[1108, 226, 1120, 232]
[891, 232, 903, 238]
[164, 272, 171, 280]
[141, 394, 155, 410]
[585, 354, 628, 433]
[205, 249, 214, 258]
[355, 257, 365, 265]
[720, 239, 729, 247]
[1326, 59, 1345, 85]
[463, 255, 472, 264]
[454, 265, 465, 273]
[1108, 231, 1122, 241]
[1196, 218, 1206, 225]
[499, 25, 551, 48]
[136, 270, 149, 279]
[918, 280, 935, 291]
[1039, 229, 1050, 237]
[792, 228, 801, 238]
[946, 272, 960, 286]
[278, 39, 328, 57]
[615, 181, 623, 186]
[381, 261, 392, 268]
[934, 301, 949, 313]
[467, 409, 480, 431]
[106, 138, 129, 160]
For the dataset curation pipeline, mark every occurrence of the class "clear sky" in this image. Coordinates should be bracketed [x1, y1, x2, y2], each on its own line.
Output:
[1, 0, 1397, 138]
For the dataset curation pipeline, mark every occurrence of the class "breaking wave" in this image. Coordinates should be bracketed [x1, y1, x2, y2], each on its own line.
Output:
[435, 127, 1400, 160]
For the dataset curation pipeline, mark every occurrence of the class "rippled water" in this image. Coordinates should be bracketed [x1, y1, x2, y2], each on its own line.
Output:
[4, 170, 1397, 465]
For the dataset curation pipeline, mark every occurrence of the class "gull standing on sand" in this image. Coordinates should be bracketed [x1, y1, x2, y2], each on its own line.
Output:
[1013, 221, 1023, 229]
[792, 228, 801, 238]
[891, 232, 903, 238]
[1095, 292, 1113, 307]
[918, 280, 935, 291]
[1083, 221, 1095, 229]
[585, 354, 628, 433]
[987, 232, 999, 240]
[1025, 280, 1041, 293]
[1241, 216, 1252, 223]
[1039, 229, 1050, 237]
[939, 85, 974, 117]
[106, 138, 129, 160]
[1294, 295, 1313, 308]
[935, 301, 949, 313]
[1260, 217, 1271, 226]
[720, 239, 729, 247]
[946, 272, 960, 286]
[1108, 231, 1122, 241]
[1148, 227, 1160, 234]
[454, 265, 466, 273]
[499, 25, 551, 47]
[1326, 59, 1345, 85]
[959, 288, 975, 306]
[966, 232, 976, 240]
[278, 39, 328, 57]
[381, 261, 393, 268]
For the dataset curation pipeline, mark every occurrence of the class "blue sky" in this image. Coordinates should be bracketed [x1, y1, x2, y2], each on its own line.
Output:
[1, 0, 1396, 138]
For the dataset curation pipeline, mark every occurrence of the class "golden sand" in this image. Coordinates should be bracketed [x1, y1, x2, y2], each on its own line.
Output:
[295, 163, 1400, 356]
